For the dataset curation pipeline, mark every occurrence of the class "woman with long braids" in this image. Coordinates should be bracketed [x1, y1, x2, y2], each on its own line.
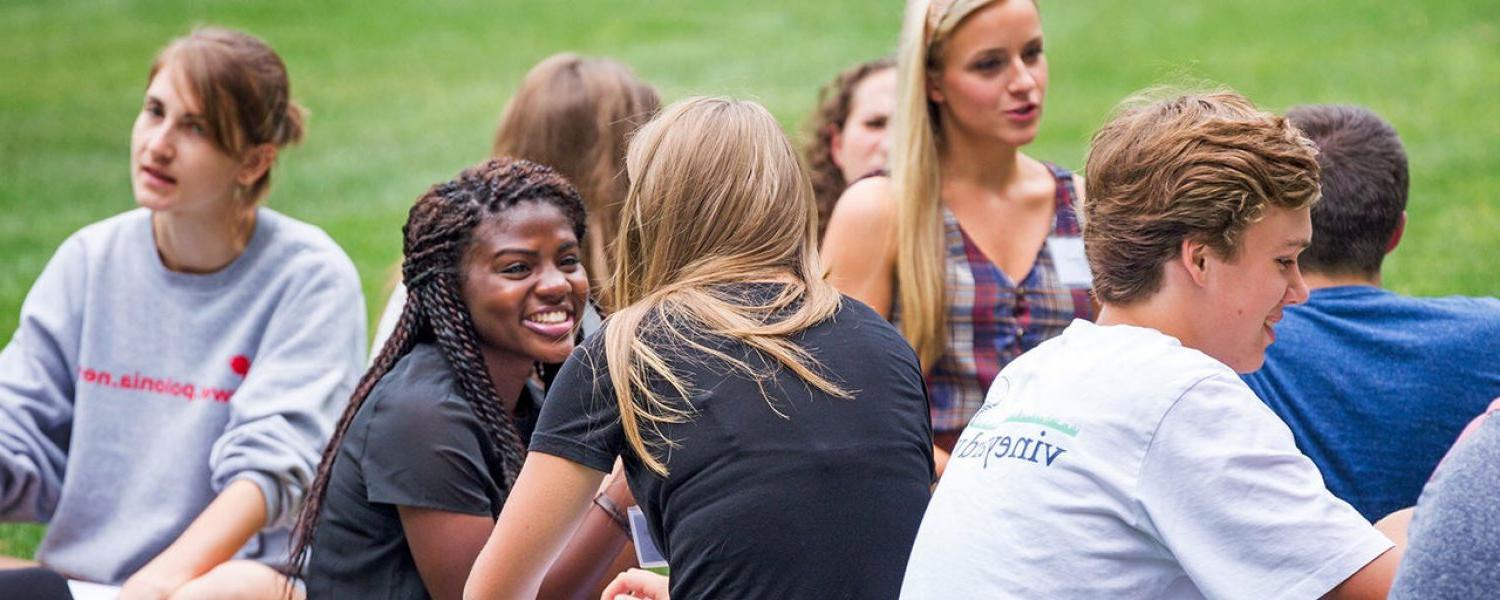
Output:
[465, 97, 933, 600]
[823, 0, 1094, 474]
[289, 158, 589, 599]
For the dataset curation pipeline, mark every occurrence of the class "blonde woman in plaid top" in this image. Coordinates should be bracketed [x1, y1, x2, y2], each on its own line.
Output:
[825, 0, 1093, 467]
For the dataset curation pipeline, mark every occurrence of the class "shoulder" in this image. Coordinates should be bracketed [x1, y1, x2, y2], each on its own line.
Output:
[1417, 294, 1500, 322]
[555, 330, 614, 392]
[64, 209, 150, 257]
[247, 209, 363, 304]
[825, 175, 897, 231]
[257, 208, 360, 282]
[365, 345, 467, 425]
[828, 295, 908, 346]
[1036, 159, 1085, 204]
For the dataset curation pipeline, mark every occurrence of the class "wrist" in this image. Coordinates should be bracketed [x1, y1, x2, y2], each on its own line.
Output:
[593, 490, 631, 534]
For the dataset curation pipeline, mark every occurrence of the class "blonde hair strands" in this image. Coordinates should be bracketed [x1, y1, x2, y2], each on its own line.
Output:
[603, 97, 849, 476]
[891, 0, 997, 370]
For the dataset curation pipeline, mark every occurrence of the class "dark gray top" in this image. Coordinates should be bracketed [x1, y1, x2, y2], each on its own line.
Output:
[305, 344, 536, 600]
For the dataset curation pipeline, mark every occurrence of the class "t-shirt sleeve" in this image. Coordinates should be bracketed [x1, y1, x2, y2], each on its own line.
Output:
[359, 386, 496, 516]
[1137, 373, 1393, 600]
[529, 342, 623, 474]
[1390, 407, 1500, 598]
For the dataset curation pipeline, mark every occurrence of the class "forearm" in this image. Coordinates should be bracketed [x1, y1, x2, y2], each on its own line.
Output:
[539, 471, 636, 599]
[135, 478, 267, 581]
[465, 452, 603, 600]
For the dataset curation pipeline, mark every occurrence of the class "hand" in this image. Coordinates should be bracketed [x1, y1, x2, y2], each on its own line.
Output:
[119, 565, 191, 600]
[600, 568, 669, 600]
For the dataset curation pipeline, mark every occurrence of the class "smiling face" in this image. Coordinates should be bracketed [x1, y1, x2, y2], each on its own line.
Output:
[461, 201, 590, 368]
[830, 67, 897, 183]
[1196, 205, 1314, 373]
[130, 60, 248, 216]
[928, 0, 1047, 148]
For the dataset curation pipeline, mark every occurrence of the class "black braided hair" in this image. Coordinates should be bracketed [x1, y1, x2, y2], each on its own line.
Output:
[285, 157, 586, 584]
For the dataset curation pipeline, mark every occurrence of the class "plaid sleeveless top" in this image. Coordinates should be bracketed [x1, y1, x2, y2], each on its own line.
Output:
[899, 163, 1094, 433]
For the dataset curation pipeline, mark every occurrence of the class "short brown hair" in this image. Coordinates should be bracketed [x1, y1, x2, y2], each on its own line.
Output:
[1285, 105, 1408, 278]
[1083, 91, 1321, 304]
[150, 27, 306, 200]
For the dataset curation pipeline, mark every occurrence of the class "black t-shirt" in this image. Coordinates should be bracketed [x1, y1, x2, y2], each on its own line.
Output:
[532, 285, 934, 599]
[305, 344, 538, 599]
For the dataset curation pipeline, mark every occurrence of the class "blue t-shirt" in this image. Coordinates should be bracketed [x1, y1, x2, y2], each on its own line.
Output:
[1242, 285, 1500, 521]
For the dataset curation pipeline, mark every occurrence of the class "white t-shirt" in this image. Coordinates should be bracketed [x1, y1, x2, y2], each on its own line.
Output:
[901, 320, 1392, 599]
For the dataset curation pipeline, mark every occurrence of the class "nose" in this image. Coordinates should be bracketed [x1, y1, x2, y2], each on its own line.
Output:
[144, 123, 175, 162]
[1284, 264, 1310, 306]
[1006, 57, 1037, 95]
[533, 264, 572, 301]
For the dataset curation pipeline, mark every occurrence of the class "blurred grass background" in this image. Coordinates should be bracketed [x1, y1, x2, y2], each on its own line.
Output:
[1, 0, 1496, 559]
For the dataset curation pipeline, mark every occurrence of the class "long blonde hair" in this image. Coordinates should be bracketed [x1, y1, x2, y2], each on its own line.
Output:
[602, 97, 849, 476]
[493, 53, 661, 294]
[891, 0, 999, 370]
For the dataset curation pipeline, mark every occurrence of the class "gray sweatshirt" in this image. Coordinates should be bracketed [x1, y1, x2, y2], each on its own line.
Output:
[0, 207, 366, 583]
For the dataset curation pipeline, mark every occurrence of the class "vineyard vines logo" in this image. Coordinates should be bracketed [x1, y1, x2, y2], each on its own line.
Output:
[955, 376, 1077, 468]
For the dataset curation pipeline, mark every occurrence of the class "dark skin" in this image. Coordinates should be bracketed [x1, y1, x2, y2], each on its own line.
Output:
[399, 203, 588, 600]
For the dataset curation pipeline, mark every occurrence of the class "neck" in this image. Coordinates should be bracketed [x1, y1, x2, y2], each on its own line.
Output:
[482, 352, 534, 417]
[1303, 271, 1380, 290]
[1095, 285, 1208, 354]
[1097, 301, 1189, 345]
[937, 124, 1023, 191]
[152, 203, 258, 274]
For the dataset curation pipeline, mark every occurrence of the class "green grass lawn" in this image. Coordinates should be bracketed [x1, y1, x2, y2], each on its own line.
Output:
[1, 0, 1497, 560]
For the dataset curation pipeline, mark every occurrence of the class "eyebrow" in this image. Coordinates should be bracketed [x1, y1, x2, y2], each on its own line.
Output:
[491, 240, 579, 258]
[144, 94, 205, 120]
[1282, 238, 1312, 250]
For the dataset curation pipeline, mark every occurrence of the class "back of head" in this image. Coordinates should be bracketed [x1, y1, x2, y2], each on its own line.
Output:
[609, 96, 825, 307]
[603, 96, 846, 476]
[151, 26, 306, 200]
[492, 53, 661, 288]
[1285, 105, 1408, 278]
[1084, 90, 1322, 304]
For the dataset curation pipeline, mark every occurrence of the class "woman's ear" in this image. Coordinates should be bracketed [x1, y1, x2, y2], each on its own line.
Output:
[926, 70, 945, 105]
[827, 124, 847, 171]
[236, 144, 278, 189]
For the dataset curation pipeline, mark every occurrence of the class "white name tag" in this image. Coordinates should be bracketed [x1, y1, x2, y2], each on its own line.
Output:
[1045, 236, 1093, 288]
[629, 505, 670, 570]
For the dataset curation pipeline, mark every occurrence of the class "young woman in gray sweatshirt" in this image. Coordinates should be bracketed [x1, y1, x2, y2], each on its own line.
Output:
[0, 27, 365, 598]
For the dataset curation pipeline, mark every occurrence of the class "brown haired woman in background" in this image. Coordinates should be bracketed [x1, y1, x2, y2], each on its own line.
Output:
[803, 56, 896, 242]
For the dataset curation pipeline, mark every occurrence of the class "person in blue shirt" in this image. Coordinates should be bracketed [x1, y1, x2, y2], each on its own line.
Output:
[1242, 104, 1500, 523]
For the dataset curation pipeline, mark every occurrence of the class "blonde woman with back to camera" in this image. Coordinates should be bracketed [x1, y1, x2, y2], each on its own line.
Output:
[463, 97, 934, 600]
